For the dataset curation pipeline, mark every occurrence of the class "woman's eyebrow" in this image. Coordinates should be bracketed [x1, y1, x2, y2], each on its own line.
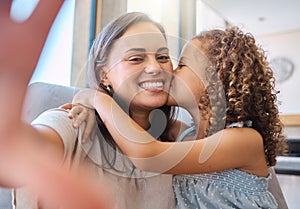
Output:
[126, 48, 146, 53]
[125, 47, 169, 53]
[157, 47, 169, 53]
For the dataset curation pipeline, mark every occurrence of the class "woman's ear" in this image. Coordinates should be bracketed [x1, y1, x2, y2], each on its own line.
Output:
[98, 67, 114, 95]
[99, 67, 112, 86]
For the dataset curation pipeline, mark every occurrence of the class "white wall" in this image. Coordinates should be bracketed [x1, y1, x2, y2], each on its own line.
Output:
[127, 0, 180, 64]
[258, 31, 300, 138]
[195, 2, 300, 139]
[196, 2, 300, 116]
[258, 31, 300, 115]
[196, 0, 226, 33]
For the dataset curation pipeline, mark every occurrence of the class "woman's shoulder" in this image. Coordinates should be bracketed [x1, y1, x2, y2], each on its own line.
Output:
[31, 108, 69, 123]
[31, 107, 78, 144]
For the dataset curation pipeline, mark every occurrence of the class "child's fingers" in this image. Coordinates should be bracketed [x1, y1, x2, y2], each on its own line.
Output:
[59, 103, 73, 110]
[82, 112, 96, 143]
[90, 126, 97, 141]
[66, 104, 96, 142]
[68, 105, 83, 119]
[70, 106, 88, 128]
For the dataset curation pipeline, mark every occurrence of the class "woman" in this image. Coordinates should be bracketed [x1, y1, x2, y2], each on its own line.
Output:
[71, 27, 287, 208]
[1, 11, 178, 209]
[0, 0, 112, 209]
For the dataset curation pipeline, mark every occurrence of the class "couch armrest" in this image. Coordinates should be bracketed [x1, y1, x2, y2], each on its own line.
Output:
[268, 167, 289, 209]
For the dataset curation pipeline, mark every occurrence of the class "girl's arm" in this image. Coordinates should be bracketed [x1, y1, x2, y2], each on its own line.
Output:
[87, 90, 267, 176]
[66, 90, 190, 143]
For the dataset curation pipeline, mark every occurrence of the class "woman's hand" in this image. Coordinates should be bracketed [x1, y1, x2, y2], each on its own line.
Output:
[0, 0, 63, 74]
[0, 0, 64, 132]
[0, 1, 112, 208]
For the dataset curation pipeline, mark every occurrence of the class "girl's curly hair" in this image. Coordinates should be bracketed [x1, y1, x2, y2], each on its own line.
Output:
[194, 27, 287, 166]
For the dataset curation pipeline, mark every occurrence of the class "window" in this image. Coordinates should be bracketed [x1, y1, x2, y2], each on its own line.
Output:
[127, 0, 180, 63]
[11, 0, 75, 86]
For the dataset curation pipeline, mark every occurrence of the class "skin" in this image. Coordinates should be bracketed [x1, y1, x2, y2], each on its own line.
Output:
[0, 0, 63, 136]
[167, 39, 211, 139]
[101, 22, 173, 130]
[0, 0, 111, 208]
[0, 0, 65, 184]
[62, 23, 174, 141]
[71, 38, 269, 178]
[27, 22, 173, 161]
[6, 20, 172, 207]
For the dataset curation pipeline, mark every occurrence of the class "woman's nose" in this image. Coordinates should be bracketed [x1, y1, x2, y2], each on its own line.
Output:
[144, 57, 162, 74]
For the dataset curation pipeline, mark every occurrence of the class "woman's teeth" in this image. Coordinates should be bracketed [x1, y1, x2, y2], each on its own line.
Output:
[140, 81, 163, 89]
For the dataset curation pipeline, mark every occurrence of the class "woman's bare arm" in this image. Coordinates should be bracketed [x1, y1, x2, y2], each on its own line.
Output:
[0, 1, 112, 208]
[0, 0, 65, 186]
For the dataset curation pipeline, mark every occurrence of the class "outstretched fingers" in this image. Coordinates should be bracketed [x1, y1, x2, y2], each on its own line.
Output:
[0, 0, 64, 76]
[0, 0, 12, 19]
[28, 0, 64, 36]
[0, 0, 64, 126]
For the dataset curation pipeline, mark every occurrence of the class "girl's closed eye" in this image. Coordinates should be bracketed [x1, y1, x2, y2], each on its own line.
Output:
[176, 63, 185, 70]
[157, 54, 170, 63]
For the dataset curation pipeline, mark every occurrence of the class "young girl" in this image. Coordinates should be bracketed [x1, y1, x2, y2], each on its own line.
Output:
[70, 27, 287, 208]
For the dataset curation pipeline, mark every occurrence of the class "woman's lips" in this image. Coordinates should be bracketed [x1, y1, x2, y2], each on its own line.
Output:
[139, 81, 164, 92]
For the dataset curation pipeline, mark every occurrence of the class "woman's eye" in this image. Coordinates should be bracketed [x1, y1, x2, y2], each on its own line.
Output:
[157, 55, 170, 62]
[128, 57, 144, 63]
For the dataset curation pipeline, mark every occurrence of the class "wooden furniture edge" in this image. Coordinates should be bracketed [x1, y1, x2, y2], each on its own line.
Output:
[280, 114, 300, 126]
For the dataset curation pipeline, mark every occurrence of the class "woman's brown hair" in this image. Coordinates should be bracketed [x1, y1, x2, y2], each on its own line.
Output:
[87, 12, 175, 172]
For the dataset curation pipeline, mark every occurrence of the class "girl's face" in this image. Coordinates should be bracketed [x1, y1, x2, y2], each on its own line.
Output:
[102, 22, 173, 112]
[168, 39, 210, 110]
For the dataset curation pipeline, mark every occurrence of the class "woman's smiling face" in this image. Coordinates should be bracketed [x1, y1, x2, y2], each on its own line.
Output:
[102, 22, 173, 111]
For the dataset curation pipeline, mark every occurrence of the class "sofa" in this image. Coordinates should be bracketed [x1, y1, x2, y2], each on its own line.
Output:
[0, 82, 289, 208]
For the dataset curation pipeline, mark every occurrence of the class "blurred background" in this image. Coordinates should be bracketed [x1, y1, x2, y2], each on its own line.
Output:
[11, 0, 300, 115]
[4, 0, 300, 208]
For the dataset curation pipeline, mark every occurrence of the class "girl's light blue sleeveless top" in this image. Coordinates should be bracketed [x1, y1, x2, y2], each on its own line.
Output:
[173, 122, 278, 209]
